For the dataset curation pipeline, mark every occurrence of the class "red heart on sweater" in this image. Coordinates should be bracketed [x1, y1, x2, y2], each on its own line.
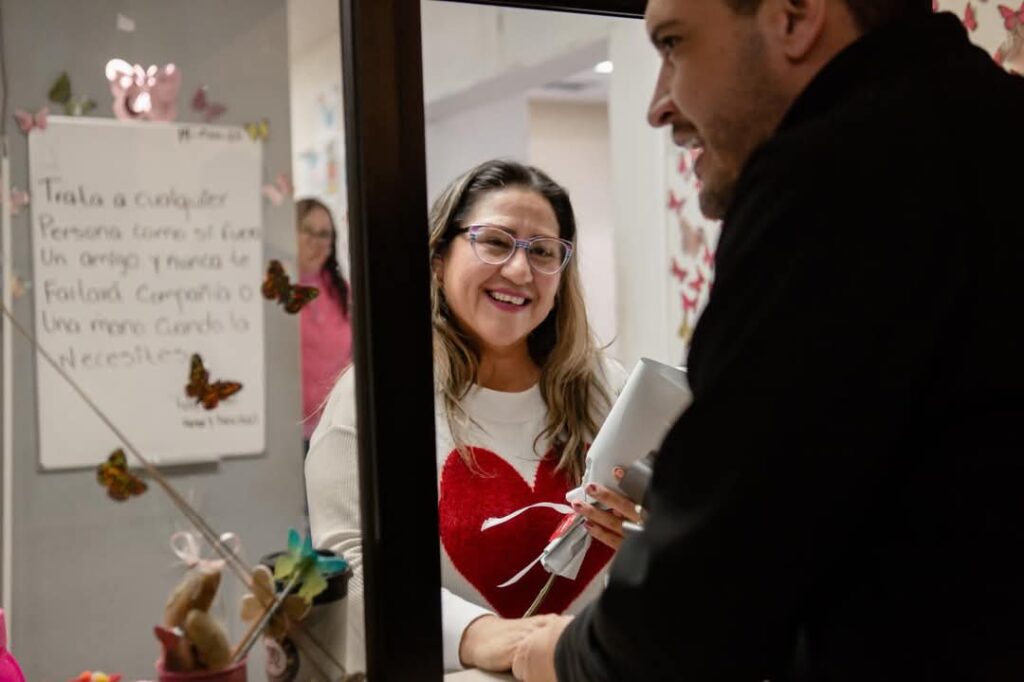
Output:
[438, 446, 613, 618]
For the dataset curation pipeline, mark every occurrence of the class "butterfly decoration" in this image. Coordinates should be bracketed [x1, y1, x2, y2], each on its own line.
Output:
[702, 245, 715, 268]
[964, 2, 979, 31]
[262, 172, 294, 207]
[317, 94, 338, 129]
[262, 260, 319, 314]
[0, 186, 29, 215]
[185, 354, 243, 410]
[273, 529, 349, 603]
[677, 152, 689, 177]
[48, 72, 97, 116]
[244, 118, 270, 142]
[670, 258, 688, 283]
[688, 268, 707, 295]
[13, 107, 47, 134]
[667, 189, 686, 213]
[999, 2, 1024, 30]
[298, 148, 319, 170]
[190, 86, 227, 123]
[104, 59, 181, 122]
[240, 565, 311, 641]
[96, 449, 148, 502]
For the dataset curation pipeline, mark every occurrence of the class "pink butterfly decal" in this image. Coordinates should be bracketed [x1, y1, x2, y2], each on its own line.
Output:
[668, 189, 685, 212]
[191, 86, 227, 123]
[104, 58, 181, 122]
[670, 259, 688, 283]
[13, 107, 48, 134]
[999, 2, 1024, 30]
[0, 188, 30, 215]
[682, 292, 698, 314]
[677, 153, 689, 176]
[688, 269, 707, 295]
[262, 172, 294, 206]
[964, 3, 978, 32]
[702, 245, 715, 268]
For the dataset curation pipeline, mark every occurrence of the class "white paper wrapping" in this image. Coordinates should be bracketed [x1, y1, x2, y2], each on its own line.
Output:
[567, 358, 692, 505]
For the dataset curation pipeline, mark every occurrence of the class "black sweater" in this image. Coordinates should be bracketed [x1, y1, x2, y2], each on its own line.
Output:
[557, 13, 1024, 682]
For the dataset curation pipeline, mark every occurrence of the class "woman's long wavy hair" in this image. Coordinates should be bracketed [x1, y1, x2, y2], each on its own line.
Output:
[429, 159, 610, 483]
[296, 197, 350, 318]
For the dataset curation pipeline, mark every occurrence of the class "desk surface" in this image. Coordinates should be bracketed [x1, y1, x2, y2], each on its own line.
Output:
[444, 670, 515, 681]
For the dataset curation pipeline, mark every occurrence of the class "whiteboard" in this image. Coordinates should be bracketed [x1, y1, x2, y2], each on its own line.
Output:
[28, 117, 266, 468]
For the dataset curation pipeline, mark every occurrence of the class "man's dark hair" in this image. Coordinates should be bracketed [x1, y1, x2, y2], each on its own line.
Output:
[726, 0, 932, 32]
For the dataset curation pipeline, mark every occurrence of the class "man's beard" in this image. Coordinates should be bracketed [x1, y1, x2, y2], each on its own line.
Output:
[696, 33, 788, 221]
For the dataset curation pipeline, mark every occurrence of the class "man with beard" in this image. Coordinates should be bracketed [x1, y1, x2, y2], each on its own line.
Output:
[512, 0, 1024, 680]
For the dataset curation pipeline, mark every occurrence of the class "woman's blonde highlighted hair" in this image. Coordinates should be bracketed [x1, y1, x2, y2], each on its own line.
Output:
[429, 159, 610, 483]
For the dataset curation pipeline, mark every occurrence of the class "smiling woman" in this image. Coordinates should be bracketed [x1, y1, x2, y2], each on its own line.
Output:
[305, 159, 638, 676]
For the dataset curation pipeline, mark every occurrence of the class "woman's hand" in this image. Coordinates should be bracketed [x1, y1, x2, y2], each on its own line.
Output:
[571, 467, 643, 550]
[459, 614, 556, 671]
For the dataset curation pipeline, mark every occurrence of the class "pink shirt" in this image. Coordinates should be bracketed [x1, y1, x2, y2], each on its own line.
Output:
[300, 270, 352, 439]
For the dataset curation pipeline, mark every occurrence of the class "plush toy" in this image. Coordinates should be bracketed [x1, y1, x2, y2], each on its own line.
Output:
[157, 567, 232, 672]
[163, 568, 220, 629]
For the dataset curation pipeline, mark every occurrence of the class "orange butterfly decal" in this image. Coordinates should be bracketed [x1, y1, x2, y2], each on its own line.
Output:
[261, 259, 319, 314]
[185, 353, 242, 410]
[96, 449, 147, 502]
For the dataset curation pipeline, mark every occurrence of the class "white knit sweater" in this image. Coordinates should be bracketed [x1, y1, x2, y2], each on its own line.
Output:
[305, 359, 627, 672]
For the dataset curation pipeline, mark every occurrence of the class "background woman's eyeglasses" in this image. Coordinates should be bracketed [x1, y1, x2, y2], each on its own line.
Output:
[459, 225, 573, 275]
[299, 226, 333, 241]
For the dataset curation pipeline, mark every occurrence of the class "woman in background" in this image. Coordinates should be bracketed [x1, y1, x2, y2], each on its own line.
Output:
[296, 197, 352, 450]
[305, 160, 640, 674]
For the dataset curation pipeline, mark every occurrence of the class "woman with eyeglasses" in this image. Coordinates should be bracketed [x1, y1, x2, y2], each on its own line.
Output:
[305, 160, 640, 674]
[296, 197, 352, 452]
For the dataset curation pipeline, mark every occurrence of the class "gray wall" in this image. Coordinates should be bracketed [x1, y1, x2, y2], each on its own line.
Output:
[0, 1, 306, 678]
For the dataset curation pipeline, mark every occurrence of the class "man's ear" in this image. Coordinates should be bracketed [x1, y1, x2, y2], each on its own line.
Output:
[759, 0, 827, 62]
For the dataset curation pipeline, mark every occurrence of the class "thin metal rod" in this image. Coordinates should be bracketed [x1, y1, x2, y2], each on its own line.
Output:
[523, 573, 559, 617]
[231, 570, 303, 662]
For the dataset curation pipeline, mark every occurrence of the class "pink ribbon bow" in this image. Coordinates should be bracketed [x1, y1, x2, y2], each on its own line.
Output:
[169, 530, 240, 572]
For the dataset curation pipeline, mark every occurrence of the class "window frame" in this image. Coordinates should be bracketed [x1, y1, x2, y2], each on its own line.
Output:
[337, 1, 644, 678]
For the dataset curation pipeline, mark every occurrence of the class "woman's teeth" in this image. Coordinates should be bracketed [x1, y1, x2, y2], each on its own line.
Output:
[488, 291, 527, 306]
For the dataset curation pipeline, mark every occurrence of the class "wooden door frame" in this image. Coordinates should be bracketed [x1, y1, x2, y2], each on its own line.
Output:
[338, 1, 644, 678]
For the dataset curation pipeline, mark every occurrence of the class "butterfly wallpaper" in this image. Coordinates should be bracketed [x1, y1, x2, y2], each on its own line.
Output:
[665, 146, 721, 362]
